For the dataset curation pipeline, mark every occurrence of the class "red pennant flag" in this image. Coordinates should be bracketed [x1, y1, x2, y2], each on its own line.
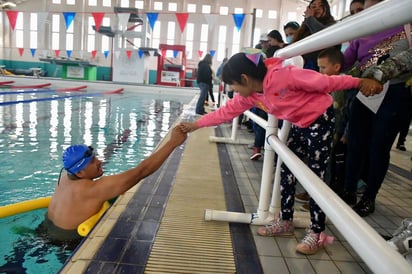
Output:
[54, 50, 60, 57]
[18, 48, 24, 57]
[92, 12, 105, 32]
[126, 50, 132, 59]
[91, 50, 97, 58]
[175, 13, 189, 33]
[6, 11, 19, 31]
[198, 50, 203, 58]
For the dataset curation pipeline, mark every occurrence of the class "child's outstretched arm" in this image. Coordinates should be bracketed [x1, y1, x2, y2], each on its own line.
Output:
[358, 78, 383, 96]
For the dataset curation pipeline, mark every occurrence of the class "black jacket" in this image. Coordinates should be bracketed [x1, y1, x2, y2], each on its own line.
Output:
[196, 60, 212, 85]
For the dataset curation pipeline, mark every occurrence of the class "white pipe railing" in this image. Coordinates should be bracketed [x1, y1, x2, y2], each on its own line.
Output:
[205, 0, 412, 273]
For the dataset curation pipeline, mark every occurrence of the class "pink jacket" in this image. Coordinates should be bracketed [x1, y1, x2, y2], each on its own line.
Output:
[197, 58, 360, 128]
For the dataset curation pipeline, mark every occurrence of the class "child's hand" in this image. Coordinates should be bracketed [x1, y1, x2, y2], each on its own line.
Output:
[179, 122, 198, 133]
[358, 78, 383, 96]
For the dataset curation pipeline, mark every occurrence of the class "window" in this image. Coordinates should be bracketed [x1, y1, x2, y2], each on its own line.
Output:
[52, 0, 61, 4]
[185, 23, 194, 59]
[135, 1, 144, 9]
[52, 14, 60, 50]
[88, 0, 96, 6]
[202, 5, 211, 14]
[87, 16, 95, 52]
[187, 4, 196, 13]
[217, 25, 227, 61]
[199, 24, 208, 55]
[66, 16, 74, 51]
[255, 9, 263, 18]
[30, 13, 37, 49]
[154, 1, 163, 11]
[120, 0, 129, 7]
[167, 21, 175, 46]
[234, 8, 243, 14]
[152, 21, 161, 49]
[268, 10, 277, 19]
[15, 12, 23, 48]
[219, 6, 229, 15]
[67, 0, 75, 5]
[103, 0, 111, 7]
[101, 17, 110, 52]
[168, 2, 177, 11]
[231, 27, 240, 56]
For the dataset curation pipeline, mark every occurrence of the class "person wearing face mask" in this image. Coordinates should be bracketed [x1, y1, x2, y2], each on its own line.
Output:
[283, 21, 300, 45]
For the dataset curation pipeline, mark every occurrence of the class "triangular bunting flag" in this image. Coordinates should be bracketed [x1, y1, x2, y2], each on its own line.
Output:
[55, 49, 60, 57]
[175, 13, 189, 33]
[149, 50, 155, 56]
[146, 12, 159, 31]
[198, 50, 203, 58]
[126, 50, 132, 59]
[92, 12, 105, 32]
[173, 50, 179, 58]
[118, 13, 130, 32]
[103, 50, 109, 58]
[63, 12, 76, 30]
[138, 50, 144, 59]
[66, 50, 72, 58]
[209, 50, 216, 58]
[232, 13, 245, 32]
[30, 48, 36, 57]
[91, 50, 97, 58]
[79, 50, 85, 59]
[6, 11, 19, 31]
[114, 51, 120, 60]
[18, 48, 24, 57]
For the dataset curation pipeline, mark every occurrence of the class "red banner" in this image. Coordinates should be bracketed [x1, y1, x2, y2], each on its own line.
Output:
[54, 49, 60, 57]
[126, 50, 132, 59]
[18, 48, 24, 57]
[91, 50, 97, 58]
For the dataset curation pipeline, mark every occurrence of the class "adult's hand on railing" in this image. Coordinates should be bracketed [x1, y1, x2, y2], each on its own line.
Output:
[358, 78, 383, 96]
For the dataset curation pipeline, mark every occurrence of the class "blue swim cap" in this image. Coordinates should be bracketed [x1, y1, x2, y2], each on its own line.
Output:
[62, 145, 94, 175]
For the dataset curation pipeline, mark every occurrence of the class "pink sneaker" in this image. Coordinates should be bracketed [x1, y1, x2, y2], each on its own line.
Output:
[257, 219, 294, 237]
[296, 229, 334, 255]
[250, 147, 262, 161]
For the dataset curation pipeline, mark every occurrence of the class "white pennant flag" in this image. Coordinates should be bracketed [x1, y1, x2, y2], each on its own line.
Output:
[118, 13, 130, 33]
[114, 51, 121, 60]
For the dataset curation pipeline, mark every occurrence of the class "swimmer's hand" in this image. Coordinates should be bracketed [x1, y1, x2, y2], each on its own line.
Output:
[169, 126, 187, 146]
[179, 122, 198, 133]
[358, 78, 383, 97]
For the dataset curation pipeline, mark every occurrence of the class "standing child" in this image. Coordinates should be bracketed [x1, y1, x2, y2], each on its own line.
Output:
[179, 52, 382, 255]
[317, 47, 349, 195]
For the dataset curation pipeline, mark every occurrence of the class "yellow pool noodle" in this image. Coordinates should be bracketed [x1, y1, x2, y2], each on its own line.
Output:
[77, 201, 110, 237]
[0, 196, 51, 218]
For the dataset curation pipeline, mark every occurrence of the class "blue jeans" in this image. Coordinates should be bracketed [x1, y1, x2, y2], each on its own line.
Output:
[195, 82, 210, 115]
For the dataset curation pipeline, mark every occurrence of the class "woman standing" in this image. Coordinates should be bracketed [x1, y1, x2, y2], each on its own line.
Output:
[195, 54, 213, 115]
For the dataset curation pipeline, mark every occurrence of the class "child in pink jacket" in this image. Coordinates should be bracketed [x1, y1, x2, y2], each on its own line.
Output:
[179, 52, 382, 255]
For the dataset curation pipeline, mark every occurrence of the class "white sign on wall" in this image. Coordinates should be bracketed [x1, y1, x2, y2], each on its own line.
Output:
[67, 66, 85, 78]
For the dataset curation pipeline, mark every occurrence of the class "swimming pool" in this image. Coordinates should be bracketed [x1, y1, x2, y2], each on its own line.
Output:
[0, 83, 193, 273]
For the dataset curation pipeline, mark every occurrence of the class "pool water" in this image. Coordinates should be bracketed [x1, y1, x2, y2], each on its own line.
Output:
[0, 88, 192, 273]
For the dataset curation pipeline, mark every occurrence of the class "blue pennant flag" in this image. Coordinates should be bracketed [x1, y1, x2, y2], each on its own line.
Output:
[30, 48, 36, 57]
[63, 12, 76, 30]
[209, 50, 216, 58]
[146, 12, 159, 31]
[103, 50, 109, 58]
[66, 50, 72, 58]
[138, 50, 144, 59]
[232, 13, 245, 32]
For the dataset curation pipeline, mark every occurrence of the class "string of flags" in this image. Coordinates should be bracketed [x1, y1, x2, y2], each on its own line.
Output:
[4, 10, 246, 33]
[4, 10, 245, 60]
[6, 47, 217, 60]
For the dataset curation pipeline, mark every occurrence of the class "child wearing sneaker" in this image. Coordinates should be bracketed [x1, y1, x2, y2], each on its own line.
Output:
[179, 51, 382, 255]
